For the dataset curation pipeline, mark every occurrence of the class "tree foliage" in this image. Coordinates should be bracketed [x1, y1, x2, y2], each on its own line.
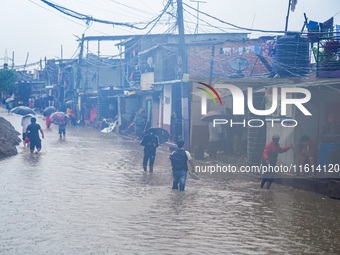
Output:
[0, 68, 16, 96]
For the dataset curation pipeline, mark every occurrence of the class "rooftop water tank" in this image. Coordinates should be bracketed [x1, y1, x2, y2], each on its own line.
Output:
[276, 35, 309, 77]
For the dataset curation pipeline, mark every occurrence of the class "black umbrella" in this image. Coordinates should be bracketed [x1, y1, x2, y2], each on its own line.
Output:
[42, 106, 57, 116]
[11, 106, 36, 116]
[141, 128, 170, 144]
[140, 134, 159, 147]
[201, 111, 227, 122]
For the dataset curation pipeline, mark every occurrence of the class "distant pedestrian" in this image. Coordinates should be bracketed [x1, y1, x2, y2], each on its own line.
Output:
[7, 101, 13, 114]
[141, 135, 158, 172]
[26, 117, 44, 154]
[130, 109, 147, 138]
[208, 121, 223, 164]
[83, 105, 90, 126]
[46, 113, 51, 128]
[298, 135, 317, 176]
[170, 140, 195, 191]
[58, 124, 66, 139]
[261, 134, 292, 189]
[321, 112, 340, 135]
[90, 105, 97, 122]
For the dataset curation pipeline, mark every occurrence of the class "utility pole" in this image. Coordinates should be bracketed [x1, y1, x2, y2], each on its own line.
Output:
[208, 45, 215, 86]
[190, 0, 206, 34]
[11, 51, 14, 69]
[76, 34, 85, 120]
[177, 0, 190, 150]
[76, 34, 85, 91]
[284, 0, 291, 33]
[23, 52, 29, 71]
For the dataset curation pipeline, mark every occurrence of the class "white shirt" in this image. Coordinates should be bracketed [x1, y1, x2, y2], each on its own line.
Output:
[21, 116, 32, 133]
[185, 151, 192, 161]
[171, 150, 192, 161]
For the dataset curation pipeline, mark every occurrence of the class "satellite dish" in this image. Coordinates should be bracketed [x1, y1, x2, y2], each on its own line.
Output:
[229, 57, 250, 78]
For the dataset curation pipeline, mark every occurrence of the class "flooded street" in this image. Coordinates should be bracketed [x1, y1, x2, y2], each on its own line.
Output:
[1, 111, 340, 254]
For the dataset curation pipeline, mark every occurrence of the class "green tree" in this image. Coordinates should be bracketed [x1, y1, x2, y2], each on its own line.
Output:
[0, 68, 16, 96]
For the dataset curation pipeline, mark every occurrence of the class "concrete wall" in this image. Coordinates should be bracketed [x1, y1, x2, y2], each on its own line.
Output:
[188, 38, 273, 79]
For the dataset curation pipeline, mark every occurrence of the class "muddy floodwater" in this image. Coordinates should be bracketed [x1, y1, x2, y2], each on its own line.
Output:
[1, 111, 340, 254]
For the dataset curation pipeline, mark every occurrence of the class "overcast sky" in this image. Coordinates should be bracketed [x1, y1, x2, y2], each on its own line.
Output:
[2, 0, 340, 68]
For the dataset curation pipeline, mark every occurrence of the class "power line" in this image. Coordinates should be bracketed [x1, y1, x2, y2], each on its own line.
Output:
[39, 0, 164, 30]
[183, 8, 228, 34]
[28, 0, 111, 36]
[70, 0, 143, 20]
[104, 0, 155, 16]
[332, 10, 340, 18]
[182, 2, 292, 34]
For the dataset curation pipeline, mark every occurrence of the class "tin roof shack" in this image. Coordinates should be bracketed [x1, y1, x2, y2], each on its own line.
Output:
[78, 54, 123, 92]
[75, 55, 124, 123]
[44, 58, 76, 109]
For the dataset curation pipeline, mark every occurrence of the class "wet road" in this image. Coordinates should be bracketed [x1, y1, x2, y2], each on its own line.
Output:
[1, 111, 340, 254]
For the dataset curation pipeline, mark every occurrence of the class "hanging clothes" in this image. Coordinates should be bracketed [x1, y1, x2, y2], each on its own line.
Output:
[320, 17, 334, 31]
[307, 20, 318, 29]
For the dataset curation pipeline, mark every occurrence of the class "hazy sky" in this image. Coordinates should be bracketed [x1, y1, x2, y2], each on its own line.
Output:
[2, 0, 340, 68]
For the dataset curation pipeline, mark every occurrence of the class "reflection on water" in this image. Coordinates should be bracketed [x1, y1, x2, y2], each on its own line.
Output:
[1, 112, 340, 254]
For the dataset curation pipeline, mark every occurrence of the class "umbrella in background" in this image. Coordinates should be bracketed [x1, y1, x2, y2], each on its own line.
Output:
[11, 106, 36, 116]
[140, 128, 170, 144]
[5, 93, 14, 103]
[65, 100, 74, 106]
[201, 111, 227, 122]
[50, 112, 69, 125]
[42, 106, 57, 117]
[5, 97, 14, 103]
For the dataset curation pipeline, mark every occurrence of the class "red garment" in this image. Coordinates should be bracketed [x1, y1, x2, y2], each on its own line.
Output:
[90, 107, 97, 122]
[46, 114, 51, 127]
[263, 141, 290, 161]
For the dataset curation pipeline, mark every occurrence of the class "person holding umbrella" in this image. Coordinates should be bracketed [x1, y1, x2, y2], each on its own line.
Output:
[49, 112, 69, 138]
[140, 134, 158, 172]
[58, 124, 67, 139]
[25, 117, 44, 153]
[140, 128, 170, 172]
[43, 106, 57, 129]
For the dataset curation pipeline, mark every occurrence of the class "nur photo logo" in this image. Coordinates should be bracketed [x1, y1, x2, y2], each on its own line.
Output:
[196, 82, 222, 107]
